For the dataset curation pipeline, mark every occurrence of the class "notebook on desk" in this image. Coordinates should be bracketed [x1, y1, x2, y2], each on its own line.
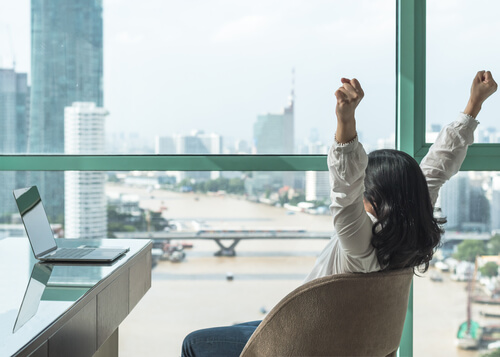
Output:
[13, 186, 128, 262]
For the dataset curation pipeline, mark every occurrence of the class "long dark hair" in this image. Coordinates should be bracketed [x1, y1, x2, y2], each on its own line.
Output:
[364, 149, 445, 273]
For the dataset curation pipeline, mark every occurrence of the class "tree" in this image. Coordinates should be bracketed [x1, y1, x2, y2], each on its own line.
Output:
[488, 234, 500, 255]
[480, 262, 499, 278]
[289, 193, 306, 206]
[454, 240, 487, 262]
[481, 348, 500, 357]
[228, 178, 245, 194]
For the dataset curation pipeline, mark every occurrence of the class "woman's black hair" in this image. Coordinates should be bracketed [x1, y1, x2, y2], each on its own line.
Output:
[364, 149, 445, 273]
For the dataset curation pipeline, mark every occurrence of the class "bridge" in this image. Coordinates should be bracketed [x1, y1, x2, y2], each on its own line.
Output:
[113, 230, 332, 256]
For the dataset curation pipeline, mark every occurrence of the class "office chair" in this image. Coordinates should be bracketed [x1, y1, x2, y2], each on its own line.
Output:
[240, 268, 413, 357]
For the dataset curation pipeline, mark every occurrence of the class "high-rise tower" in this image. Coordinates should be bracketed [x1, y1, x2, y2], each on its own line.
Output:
[253, 69, 295, 154]
[30, 0, 103, 220]
[0, 68, 30, 218]
[64, 102, 107, 239]
[251, 70, 296, 193]
[155, 131, 223, 182]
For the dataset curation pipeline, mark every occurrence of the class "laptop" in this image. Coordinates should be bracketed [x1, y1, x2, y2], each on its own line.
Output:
[13, 263, 52, 332]
[13, 186, 129, 262]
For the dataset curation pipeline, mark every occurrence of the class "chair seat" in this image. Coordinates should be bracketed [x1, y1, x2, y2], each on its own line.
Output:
[240, 268, 413, 357]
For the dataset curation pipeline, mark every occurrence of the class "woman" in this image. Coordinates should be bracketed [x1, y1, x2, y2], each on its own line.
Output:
[181, 71, 498, 357]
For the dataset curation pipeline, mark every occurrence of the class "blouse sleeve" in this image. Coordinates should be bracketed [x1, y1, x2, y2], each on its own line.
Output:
[328, 137, 375, 257]
[420, 113, 479, 207]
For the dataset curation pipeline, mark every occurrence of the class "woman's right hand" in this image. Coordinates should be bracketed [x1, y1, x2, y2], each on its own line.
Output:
[334, 78, 364, 143]
[334, 78, 364, 123]
[464, 71, 497, 118]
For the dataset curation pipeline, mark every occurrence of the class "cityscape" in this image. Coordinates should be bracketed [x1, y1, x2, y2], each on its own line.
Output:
[1, 1, 500, 356]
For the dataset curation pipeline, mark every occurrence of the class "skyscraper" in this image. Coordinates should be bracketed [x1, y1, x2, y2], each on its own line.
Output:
[439, 174, 470, 231]
[64, 102, 107, 239]
[251, 92, 295, 192]
[0, 68, 30, 219]
[305, 171, 330, 202]
[155, 131, 223, 182]
[304, 142, 329, 203]
[30, 0, 103, 220]
[253, 96, 294, 154]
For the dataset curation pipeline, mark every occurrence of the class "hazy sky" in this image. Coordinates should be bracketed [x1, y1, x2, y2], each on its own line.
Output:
[1, 0, 499, 149]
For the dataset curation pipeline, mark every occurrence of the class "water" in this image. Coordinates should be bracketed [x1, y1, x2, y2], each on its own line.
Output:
[112, 184, 497, 356]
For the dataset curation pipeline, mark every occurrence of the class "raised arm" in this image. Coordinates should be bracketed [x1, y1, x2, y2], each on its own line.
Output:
[329, 78, 374, 257]
[421, 71, 498, 206]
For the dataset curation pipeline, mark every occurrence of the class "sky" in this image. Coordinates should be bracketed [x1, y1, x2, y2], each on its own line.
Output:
[0, 0, 499, 150]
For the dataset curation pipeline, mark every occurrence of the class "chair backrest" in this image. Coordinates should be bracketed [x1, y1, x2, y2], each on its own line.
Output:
[240, 268, 413, 357]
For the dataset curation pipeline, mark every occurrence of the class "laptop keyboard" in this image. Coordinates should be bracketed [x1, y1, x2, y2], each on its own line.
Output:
[48, 248, 95, 259]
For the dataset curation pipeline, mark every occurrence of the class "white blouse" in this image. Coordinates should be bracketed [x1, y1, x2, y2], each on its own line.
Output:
[303, 113, 478, 283]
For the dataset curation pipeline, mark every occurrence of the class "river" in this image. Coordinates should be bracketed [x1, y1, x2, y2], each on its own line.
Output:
[109, 184, 498, 356]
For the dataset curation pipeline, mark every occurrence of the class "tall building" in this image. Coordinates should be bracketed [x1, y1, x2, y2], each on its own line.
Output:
[439, 173, 490, 232]
[0, 68, 30, 219]
[64, 102, 107, 239]
[305, 143, 329, 202]
[30, 0, 103, 221]
[253, 96, 294, 154]
[439, 174, 470, 231]
[305, 171, 330, 202]
[252, 92, 295, 193]
[155, 131, 223, 182]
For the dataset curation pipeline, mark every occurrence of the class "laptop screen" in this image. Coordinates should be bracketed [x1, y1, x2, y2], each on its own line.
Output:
[13, 186, 57, 257]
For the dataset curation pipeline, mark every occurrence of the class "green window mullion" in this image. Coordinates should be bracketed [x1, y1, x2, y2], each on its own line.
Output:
[397, 0, 426, 157]
[415, 144, 500, 170]
[397, 0, 426, 356]
[0, 155, 328, 172]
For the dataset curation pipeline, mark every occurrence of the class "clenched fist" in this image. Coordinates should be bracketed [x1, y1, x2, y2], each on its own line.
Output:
[465, 71, 497, 118]
[335, 78, 364, 123]
[334, 78, 364, 144]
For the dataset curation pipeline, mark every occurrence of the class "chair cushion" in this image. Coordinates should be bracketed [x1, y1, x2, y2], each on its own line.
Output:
[240, 268, 413, 357]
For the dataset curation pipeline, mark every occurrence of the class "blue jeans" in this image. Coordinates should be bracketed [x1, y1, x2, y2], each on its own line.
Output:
[181, 320, 261, 357]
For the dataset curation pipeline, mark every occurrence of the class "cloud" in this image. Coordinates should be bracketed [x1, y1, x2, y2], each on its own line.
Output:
[211, 15, 273, 43]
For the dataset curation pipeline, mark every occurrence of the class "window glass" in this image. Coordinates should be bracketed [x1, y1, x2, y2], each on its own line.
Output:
[415, 171, 500, 356]
[1, 0, 395, 155]
[426, 0, 500, 143]
[1, 170, 332, 356]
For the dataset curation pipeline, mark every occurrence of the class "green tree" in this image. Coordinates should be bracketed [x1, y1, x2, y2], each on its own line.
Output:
[289, 193, 306, 206]
[480, 262, 499, 278]
[279, 194, 289, 206]
[488, 235, 500, 255]
[454, 240, 487, 262]
[150, 211, 168, 231]
[204, 179, 220, 192]
[107, 223, 135, 238]
[228, 178, 245, 194]
[481, 348, 500, 357]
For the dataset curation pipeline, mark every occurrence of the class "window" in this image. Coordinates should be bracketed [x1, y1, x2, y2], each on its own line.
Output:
[426, 0, 500, 142]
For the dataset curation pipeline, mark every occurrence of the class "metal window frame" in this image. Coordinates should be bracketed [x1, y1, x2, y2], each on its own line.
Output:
[397, 1, 500, 355]
[0, 155, 326, 171]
